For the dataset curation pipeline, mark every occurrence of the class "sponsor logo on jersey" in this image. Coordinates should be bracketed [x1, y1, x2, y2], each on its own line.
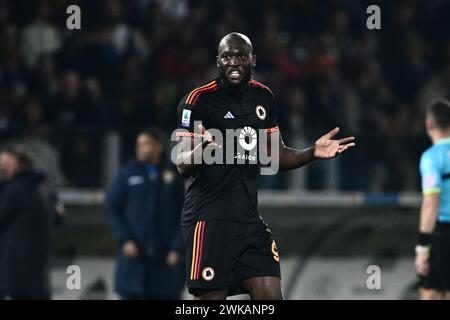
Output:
[224, 111, 235, 119]
[238, 126, 257, 151]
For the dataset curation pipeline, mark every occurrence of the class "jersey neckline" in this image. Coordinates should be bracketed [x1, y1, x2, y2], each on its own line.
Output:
[436, 137, 450, 145]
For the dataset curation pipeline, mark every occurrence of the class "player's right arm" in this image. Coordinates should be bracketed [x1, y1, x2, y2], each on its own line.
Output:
[175, 126, 214, 177]
[415, 150, 442, 275]
[175, 96, 215, 177]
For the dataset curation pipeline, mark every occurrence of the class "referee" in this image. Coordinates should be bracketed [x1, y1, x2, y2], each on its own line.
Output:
[175, 33, 355, 300]
[416, 99, 450, 300]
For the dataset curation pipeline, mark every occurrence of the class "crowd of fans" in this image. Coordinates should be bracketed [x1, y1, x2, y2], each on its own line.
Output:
[0, 0, 449, 190]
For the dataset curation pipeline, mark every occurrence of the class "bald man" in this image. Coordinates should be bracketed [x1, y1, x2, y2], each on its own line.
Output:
[175, 33, 355, 300]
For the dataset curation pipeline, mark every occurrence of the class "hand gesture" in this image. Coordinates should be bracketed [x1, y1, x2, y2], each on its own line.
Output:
[313, 127, 355, 159]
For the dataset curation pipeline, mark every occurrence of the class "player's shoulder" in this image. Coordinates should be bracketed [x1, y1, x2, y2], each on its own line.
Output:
[248, 79, 274, 97]
[180, 79, 219, 106]
[422, 142, 450, 158]
[420, 144, 446, 169]
[421, 146, 436, 163]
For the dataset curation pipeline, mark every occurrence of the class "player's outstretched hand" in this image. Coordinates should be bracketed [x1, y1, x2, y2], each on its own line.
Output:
[313, 127, 355, 159]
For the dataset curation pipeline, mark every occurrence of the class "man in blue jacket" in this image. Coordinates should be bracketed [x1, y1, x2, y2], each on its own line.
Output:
[0, 145, 54, 300]
[106, 128, 185, 299]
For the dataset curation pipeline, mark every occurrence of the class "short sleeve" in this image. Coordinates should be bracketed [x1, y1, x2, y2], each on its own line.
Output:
[420, 150, 442, 195]
[264, 91, 279, 134]
[176, 95, 206, 137]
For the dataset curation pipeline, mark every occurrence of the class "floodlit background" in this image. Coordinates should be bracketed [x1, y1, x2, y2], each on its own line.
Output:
[0, 0, 449, 299]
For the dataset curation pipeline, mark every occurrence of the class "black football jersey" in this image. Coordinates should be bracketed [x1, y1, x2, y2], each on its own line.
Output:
[176, 78, 279, 226]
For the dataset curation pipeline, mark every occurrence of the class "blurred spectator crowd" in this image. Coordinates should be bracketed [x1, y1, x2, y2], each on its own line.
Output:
[0, 0, 449, 190]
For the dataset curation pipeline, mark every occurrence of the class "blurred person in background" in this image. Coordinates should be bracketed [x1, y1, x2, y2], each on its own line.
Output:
[106, 128, 185, 300]
[0, 145, 57, 300]
[0, 175, 6, 299]
[415, 99, 450, 300]
[20, 0, 61, 68]
[0, 0, 446, 191]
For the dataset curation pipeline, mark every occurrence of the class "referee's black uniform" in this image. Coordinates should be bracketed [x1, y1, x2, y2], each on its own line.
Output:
[176, 77, 281, 296]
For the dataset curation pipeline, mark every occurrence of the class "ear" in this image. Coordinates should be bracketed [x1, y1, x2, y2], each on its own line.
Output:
[425, 115, 434, 132]
[251, 55, 256, 67]
[216, 56, 220, 67]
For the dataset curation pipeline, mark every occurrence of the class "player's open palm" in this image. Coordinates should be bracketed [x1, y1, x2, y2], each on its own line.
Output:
[314, 127, 355, 159]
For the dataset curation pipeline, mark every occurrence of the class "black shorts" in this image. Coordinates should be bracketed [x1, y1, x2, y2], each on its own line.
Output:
[182, 219, 281, 296]
[421, 222, 450, 291]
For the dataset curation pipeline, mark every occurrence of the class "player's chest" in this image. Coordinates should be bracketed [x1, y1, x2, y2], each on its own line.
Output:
[205, 93, 269, 130]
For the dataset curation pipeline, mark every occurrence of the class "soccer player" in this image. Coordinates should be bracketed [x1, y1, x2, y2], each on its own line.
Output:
[175, 33, 355, 300]
[415, 99, 450, 300]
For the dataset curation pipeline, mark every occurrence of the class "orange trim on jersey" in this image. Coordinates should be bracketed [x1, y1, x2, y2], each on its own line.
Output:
[190, 222, 200, 280]
[266, 126, 279, 133]
[193, 222, 202, 279]
[175, 132, 202, 138]
[190, 221, 205, 280]
[190, 84, 218, 105]
[249, 79, 273, 94]
[186, 81, 217, 105]
[195, 221, 205, 279]
[186, 81, 215, 104]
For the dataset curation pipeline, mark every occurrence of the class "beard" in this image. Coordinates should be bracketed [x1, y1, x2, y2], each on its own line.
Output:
[219, 67, 252, 89]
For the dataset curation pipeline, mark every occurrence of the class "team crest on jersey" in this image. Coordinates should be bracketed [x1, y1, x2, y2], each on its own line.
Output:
[255, 105, 266, 120]
[202, 267, 215, 281]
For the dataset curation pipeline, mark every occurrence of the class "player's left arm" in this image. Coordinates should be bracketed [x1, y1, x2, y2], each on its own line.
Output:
[277, 127, 356, 171]
[415, 193, 439, 276]
[415, 152, 442, 275]
[419, 193, 439, 234]
[263, 88, 355, 171]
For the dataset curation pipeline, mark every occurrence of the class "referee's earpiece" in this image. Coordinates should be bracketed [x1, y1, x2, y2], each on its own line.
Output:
[216, 56, 220, 67]
[251, 55, 256, 67]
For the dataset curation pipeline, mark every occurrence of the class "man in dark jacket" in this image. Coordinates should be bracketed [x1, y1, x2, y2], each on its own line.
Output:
[0, 145, 53, 300]
[0, 180, 6, 299]
[106, 128, 185, 299]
